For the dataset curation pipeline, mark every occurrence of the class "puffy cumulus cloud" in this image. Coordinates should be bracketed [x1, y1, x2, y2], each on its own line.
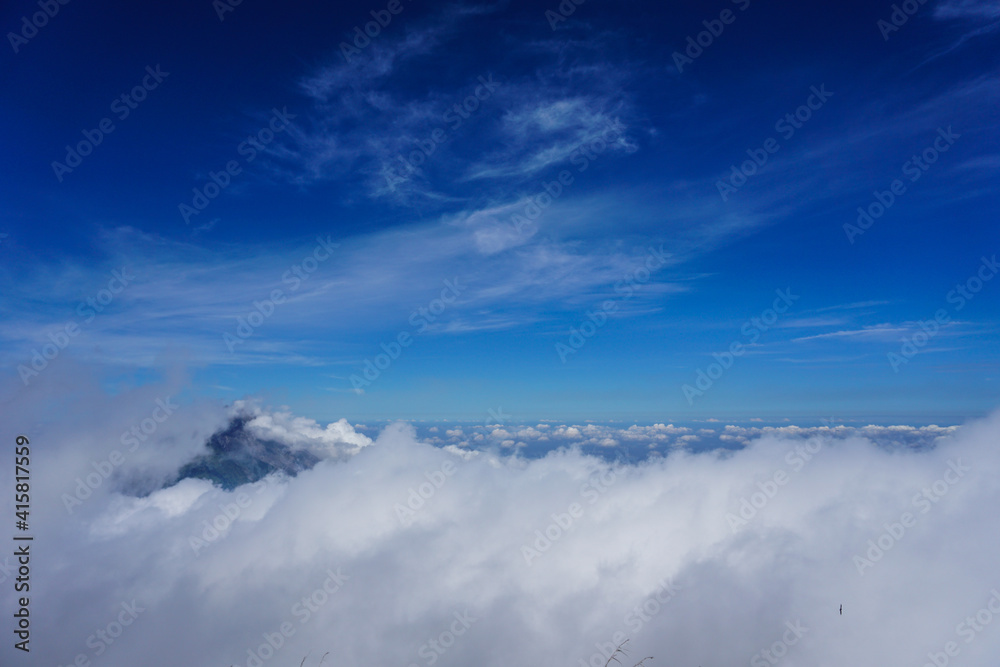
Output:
[3, 374, 1000, 667]
[714, 423, 960, 450]
[555, 425, 583, 438]
[621, 423, 694, 442]
[238, 401, 373, 459]
[416, 421, 959, 458]
[858, 423, 960, 442]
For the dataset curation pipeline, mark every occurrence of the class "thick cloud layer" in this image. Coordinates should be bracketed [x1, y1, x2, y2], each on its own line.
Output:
[2, 375, 999, 667]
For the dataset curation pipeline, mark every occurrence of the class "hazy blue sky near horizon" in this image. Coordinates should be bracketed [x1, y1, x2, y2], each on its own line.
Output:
[2, 0, 999, 422]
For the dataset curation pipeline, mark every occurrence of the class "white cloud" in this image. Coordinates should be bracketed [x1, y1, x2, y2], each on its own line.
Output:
[934, 0, 1000, 20]
[0, 222, 691, 369]
[4, 374, 1000, 667]
[462, 97, 637, 182]
[268, 6, 643, 207]
[792, 324, 909, 343]
[243, 404, 372, 458]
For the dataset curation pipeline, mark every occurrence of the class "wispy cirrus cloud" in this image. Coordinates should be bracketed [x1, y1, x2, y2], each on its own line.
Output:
[933, 0, 1000, 21]
[790, 320, 979, 345]
[265, 6, 645, 207]
[791, 324, 910, 343]
[0, 219, 691, 369]
[461, 90, 638, 183]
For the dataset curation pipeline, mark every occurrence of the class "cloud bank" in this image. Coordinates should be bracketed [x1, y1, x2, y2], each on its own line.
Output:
[2, 376, 999, 667]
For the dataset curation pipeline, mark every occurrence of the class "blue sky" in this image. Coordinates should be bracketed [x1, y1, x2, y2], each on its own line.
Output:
[2, 0, 999, 422]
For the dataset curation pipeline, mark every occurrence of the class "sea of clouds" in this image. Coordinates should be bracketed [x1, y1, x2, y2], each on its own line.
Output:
[2, 365, 999, 667]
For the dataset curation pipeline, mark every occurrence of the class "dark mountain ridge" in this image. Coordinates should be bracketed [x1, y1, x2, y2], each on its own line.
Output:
[166, 414, 321, 491]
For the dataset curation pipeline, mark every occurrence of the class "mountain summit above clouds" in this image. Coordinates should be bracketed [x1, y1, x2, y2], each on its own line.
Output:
[167, 413, 321, 491]
[145, 406, 374, 494]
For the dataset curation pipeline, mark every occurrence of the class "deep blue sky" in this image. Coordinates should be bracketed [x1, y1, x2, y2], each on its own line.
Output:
[1, 0, 998, 422]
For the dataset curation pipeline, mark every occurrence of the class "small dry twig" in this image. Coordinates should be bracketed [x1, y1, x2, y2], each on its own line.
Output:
[603, 639, 654, 667]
